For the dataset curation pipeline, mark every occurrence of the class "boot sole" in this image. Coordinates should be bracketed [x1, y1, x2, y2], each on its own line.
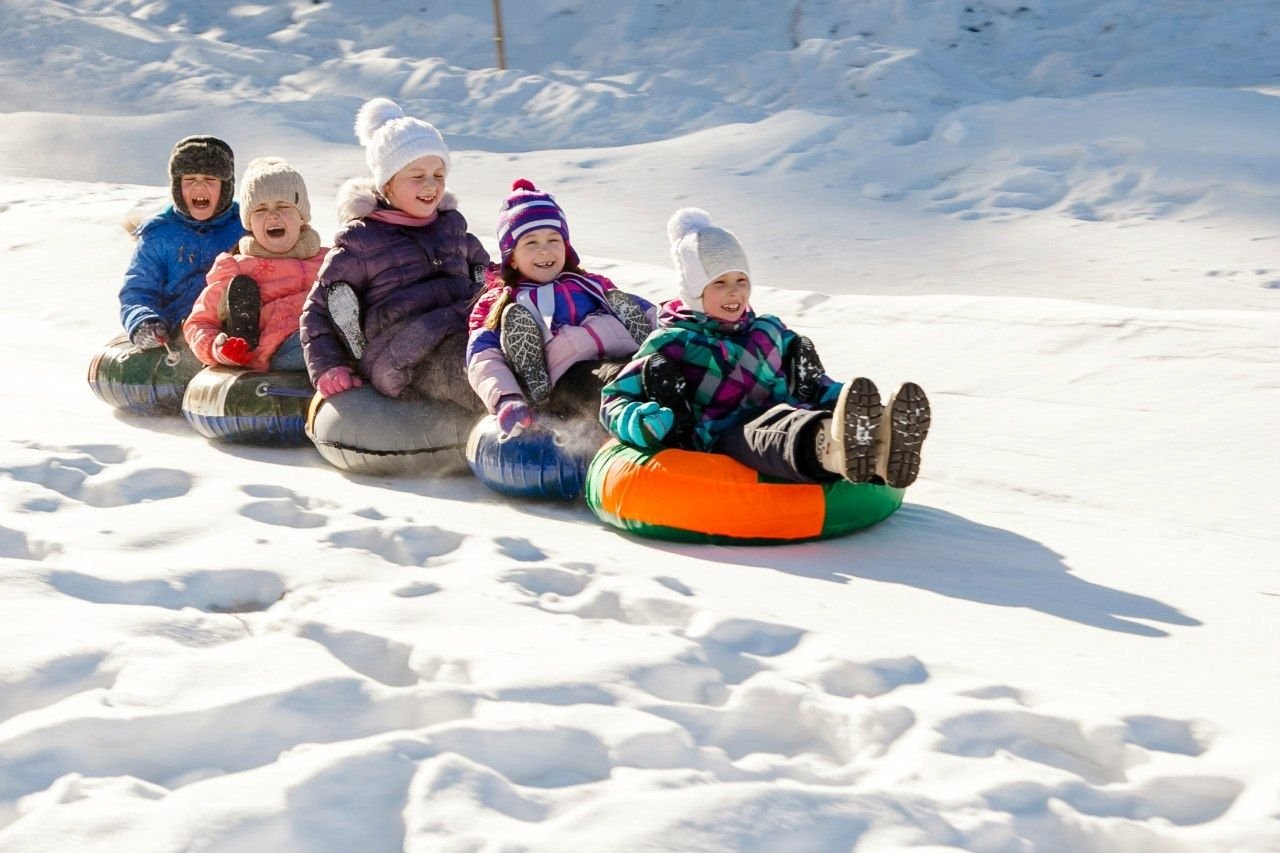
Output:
[605, 290, 654, 346]
[326, 282, 367, 361]
[883, 382, 931, 488]
[833, 377, 882, 483]
[500, 305, 552, 404]
[221, 275, 261, 349]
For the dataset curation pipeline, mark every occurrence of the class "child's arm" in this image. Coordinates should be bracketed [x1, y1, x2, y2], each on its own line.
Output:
[300, 247, 366, 386]
[465, 287, 523, 413]
[118, 235, 169, 338]
[183, 254, 239, 366]
[599, 343, 678, 449]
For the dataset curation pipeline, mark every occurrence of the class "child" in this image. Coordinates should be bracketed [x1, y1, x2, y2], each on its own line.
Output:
[466, 179, 656, 438]
[600, 208, 931, 488]
[300, 98, 488, 406]
[120, 136, 245, 350]
[183, 157, 328, 372]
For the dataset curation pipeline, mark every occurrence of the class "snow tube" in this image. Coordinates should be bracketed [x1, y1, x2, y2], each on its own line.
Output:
[87, 334, 203, 415]
[181, 366, 315, 446]
[465, 415, 604, 501]
[585, 441, 905, 544]
[305, 384, 475, 477]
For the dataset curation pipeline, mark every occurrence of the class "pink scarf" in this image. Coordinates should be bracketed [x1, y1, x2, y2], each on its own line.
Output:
[368, 208, 439, 227]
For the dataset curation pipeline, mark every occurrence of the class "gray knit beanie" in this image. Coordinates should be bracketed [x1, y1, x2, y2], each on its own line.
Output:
[239, 157, 311, 227]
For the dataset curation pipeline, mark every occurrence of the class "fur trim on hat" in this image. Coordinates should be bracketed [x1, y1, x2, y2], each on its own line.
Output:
[337, 177, 457, 224]
[667, 207, 750, 314]
[239, 156, 312, 227]
[354, 97, 452, 189]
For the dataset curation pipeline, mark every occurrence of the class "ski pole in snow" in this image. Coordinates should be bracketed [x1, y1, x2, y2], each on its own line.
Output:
[492, 0, 507, 70]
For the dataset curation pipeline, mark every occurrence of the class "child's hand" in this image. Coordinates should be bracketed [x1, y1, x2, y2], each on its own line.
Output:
[496, 394, 534, 438]
[131, 320, 167, 350]
[316, 366, 362, 398]
[616, 401, 674, 449]
[212, 333, 252, 366]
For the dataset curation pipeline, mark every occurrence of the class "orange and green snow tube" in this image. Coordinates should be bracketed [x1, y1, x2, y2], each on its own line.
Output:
[584, 440, 904, 545]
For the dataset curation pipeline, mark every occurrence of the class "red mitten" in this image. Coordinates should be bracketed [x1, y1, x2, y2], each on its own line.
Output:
[212, 333, 252, 366]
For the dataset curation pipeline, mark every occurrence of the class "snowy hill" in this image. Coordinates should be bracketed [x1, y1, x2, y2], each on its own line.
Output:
[1, 1, 1278, 850]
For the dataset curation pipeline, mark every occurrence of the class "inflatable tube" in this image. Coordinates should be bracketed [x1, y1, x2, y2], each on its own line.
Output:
[87, 335, 203, 415]
[182, 366, 315, 446]
[465, 415, 604, 501]
[585, 441, 905, 544]
[305, 384, 475, 477]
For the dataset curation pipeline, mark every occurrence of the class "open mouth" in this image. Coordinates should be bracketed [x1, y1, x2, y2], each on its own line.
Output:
[533, 259, 557, 269]
[191, 196, 211, 210]
[418, 195, 437, 205]
[266, 225, 286, 238]
[721, 302, 742, 313]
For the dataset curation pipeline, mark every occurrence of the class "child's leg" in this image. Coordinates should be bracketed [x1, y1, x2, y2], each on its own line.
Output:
[642, 353, 696, 448]
[219, 275, 262, 348]
[268, 332, 306, 372]
[326, 281, 366, 360]
[499, 304, 551, 404]
[714, 404, 833, 484]
[785, 335, 825, 404]
[543, 359, 626, 423]
[409, 330, 485, 411]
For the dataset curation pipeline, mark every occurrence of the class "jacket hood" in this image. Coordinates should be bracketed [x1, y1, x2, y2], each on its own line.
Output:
[336, 177, 458, 223]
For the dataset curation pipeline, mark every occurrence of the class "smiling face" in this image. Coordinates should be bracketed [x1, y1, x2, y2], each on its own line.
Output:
[510, 228, 567, 283]
[248, 200, 304, 255]
[383, 155, 446, 218]
[180, 174, 223, 221]
[701, 271, 751, 322]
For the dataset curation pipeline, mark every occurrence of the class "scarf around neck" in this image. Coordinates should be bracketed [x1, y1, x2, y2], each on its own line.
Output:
[240, 224, 322, 260]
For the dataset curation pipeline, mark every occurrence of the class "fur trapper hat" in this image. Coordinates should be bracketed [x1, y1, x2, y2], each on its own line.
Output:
[239, 157, 311, 227]
[355, 97, 451, 190]
[168, 135, 235, 218]
[668, 208, 750, 313]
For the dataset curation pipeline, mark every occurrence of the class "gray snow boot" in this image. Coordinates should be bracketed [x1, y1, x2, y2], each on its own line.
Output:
[605, 289, 654, 346]
[326, 281, 366, 361]
[500, 303, 552, 405]
[827, 377, 883, 483]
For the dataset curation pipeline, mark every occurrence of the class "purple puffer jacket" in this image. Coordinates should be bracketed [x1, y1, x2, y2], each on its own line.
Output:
[301, 179, 489, 399]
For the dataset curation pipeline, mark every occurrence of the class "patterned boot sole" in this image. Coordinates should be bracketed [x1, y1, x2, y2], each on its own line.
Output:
[220, 274, 262, 349]
[882, 382, 931, 488]
[326, 281, 367, 361]
[605, 289, 654, 346]
[833, 377, 883, 483]
[500, 304, 552, 404]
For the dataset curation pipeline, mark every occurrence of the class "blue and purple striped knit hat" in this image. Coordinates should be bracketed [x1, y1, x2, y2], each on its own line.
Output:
[496, 179, 580, 268]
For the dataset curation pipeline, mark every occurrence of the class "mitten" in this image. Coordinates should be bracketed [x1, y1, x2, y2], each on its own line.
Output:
[212, 333, 252, 366]
[615, 401, 674, 449]
[316, 366, 362, 398]
[131, 320, 167, 350]
[496, 394, 534, 438]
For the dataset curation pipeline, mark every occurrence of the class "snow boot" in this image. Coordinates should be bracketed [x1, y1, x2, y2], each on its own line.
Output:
[605, 289, 654, 346]
[641, 353, 694, 447]
[500, 303, 551, 405]
[219, 274, 261, 349]
[326, 281, 366, 361]
[786, 335, 825, 403]
[878, 382, 930, 488]
[821, 377, 883, 483]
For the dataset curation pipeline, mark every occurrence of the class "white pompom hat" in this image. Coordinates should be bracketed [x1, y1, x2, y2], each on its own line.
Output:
[667, 207, 750, 313]
[354, 97, 452, 189]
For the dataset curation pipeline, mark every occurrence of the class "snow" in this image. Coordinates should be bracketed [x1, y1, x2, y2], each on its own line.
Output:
[2, 0, 1279, 849]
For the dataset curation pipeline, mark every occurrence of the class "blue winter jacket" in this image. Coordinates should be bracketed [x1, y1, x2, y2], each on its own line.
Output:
[119, 203, 244, 338]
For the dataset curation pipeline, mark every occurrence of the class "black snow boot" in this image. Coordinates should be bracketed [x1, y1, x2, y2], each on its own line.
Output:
[642, 353, 694, 447]
[219, 274, 262, 349]
[878, 382, 931, 488]
[786, 335, 826, 404]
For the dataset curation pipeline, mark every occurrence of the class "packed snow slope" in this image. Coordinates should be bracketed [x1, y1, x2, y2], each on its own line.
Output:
[1, 1, 1278, 851]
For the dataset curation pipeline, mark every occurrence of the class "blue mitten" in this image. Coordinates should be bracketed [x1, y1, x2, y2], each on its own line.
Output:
[615, 401, 674, 449]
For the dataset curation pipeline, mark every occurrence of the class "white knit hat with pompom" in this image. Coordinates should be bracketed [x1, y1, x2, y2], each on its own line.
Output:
[667, 208, 750, 313]
[354, 97, 451, 189]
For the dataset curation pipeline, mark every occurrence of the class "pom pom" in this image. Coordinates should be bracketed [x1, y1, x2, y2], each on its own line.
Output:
[511, 178, 536, 192]
[355, 97, 406, 146]
[667, 207, 713, 243]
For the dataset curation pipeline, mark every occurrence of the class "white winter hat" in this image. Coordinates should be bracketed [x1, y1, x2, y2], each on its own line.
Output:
[667, 208, 750, 313]
[354, 97, 452, 190]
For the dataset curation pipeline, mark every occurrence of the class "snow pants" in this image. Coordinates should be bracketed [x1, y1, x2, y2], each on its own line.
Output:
[712, 403, 836, 485]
